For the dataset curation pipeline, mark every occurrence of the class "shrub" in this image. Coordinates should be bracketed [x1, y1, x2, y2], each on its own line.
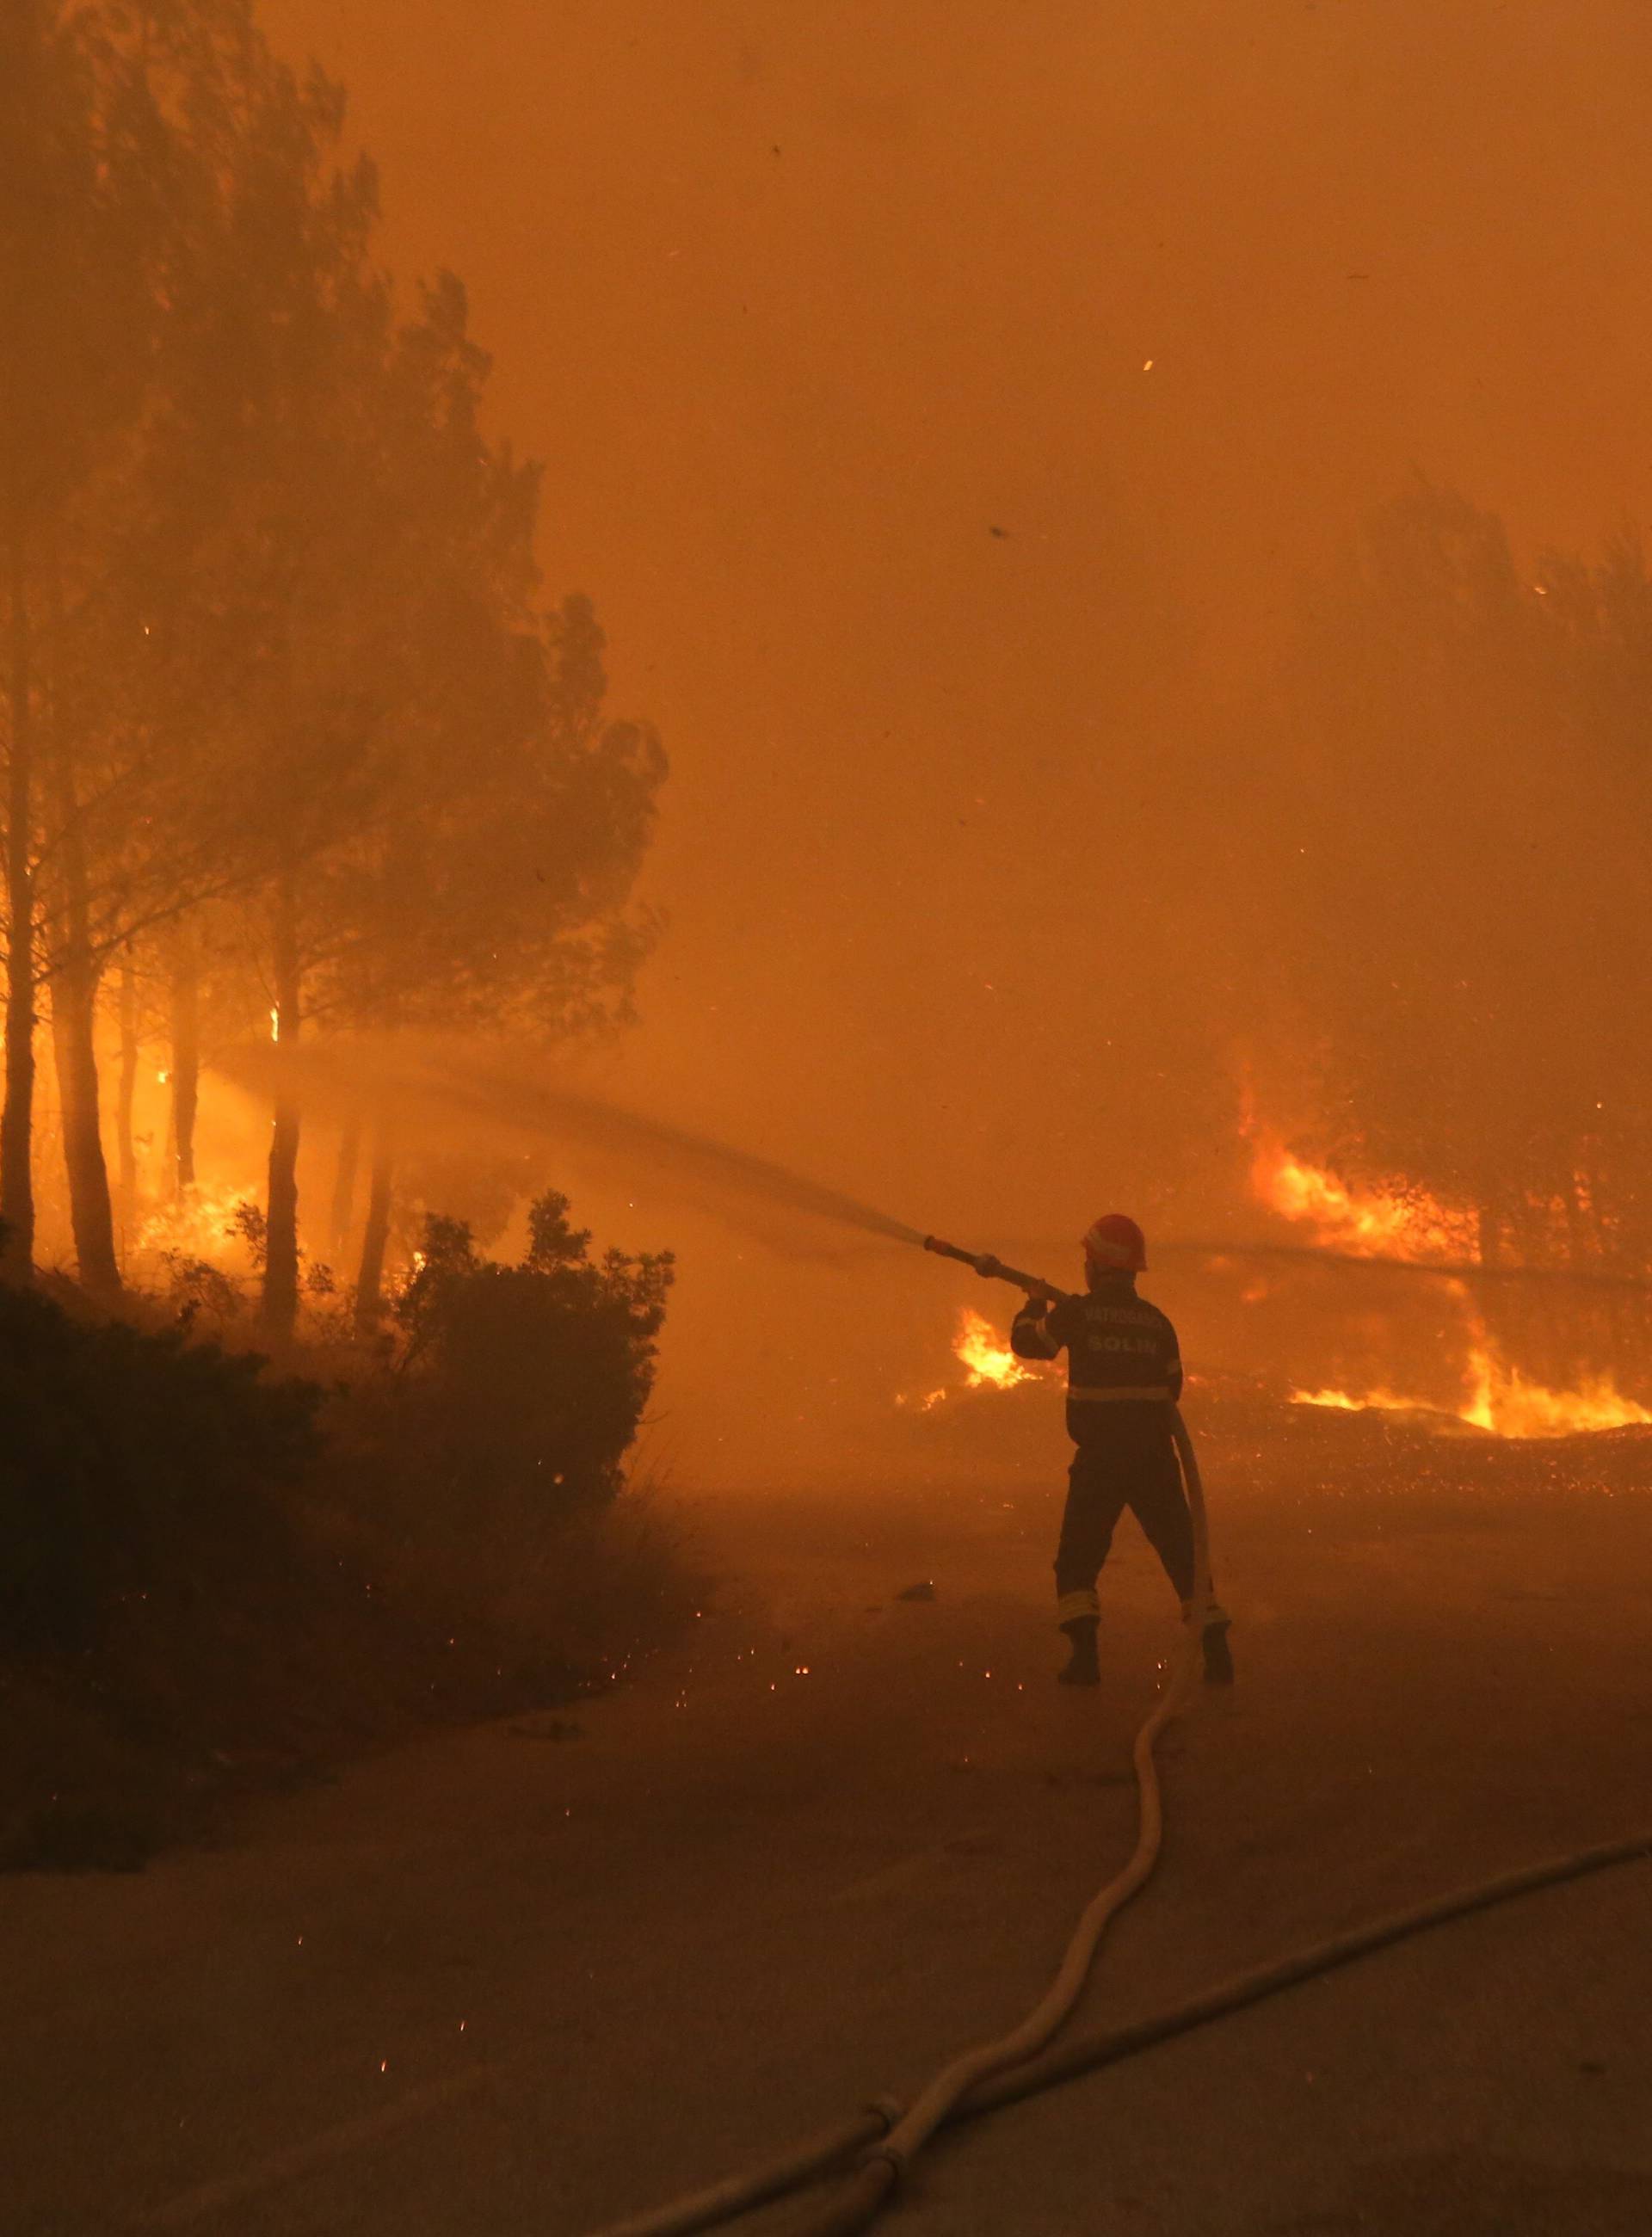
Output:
[0, 1279, 322, 1653]
[386, 1192, 674, 1511]
[0, 1193, 691, 1870]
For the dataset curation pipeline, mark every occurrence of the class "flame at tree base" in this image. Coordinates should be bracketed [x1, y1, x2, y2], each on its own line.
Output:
[1254, 1133, 1476, 1262]
[1248, 1119, 1652, 1439]
[906, 1240, 1652, 1441]
[1292, 1347, 1652, 1439]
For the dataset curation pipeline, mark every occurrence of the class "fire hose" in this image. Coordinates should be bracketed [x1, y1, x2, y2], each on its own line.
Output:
[586, 1824, 1652, 2237]
[589, 1236, 1211, 2237]
[586, 1236, 1652, 2235]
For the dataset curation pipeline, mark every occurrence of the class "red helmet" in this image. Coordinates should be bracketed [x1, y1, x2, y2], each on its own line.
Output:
[1082, 1212, 1146, 1273]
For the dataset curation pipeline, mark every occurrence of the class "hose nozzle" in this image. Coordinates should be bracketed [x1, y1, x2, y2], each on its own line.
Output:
[923, 1234, 1069, 1303]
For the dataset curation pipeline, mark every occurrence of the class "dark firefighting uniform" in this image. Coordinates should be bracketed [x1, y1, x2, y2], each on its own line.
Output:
[1010, 1280, 1194, 1627]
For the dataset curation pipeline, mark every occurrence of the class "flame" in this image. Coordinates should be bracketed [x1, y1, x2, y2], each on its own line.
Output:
[1248, 1131, 1476, 1261]
[1460, 1349, 1652, 1437]
[903, 1307, 1057, 1411]
[1292, 1350, 1652, 1438]
[136, 1186, 258, 1266]
[1291, 1383, 1419, 1414]
[955, 1307, 1037, 1390]
[1253, 1120, 1649, 1437]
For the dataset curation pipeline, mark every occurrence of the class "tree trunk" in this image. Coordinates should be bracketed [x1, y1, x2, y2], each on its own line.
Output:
[116, 946, 139, 1239]
[262, 873, 302, 1339]
[1, 533, 36, 1278]
[353, 1117, 393, 1340]
[168, 925, 199, 1194]
[47, 737, 120, 1297]
[330, 1110, 361, 1259]
[49, 964, 119, 1294]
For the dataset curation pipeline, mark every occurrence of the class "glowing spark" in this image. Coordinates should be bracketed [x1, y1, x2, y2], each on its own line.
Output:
[269, 1005, 280, 1043]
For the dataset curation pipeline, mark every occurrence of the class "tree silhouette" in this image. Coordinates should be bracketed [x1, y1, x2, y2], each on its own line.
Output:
[1, 3, 668, 1318]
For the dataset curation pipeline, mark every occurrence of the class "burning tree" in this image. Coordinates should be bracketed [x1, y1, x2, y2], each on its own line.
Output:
[1251, 480, 1652, 1393]
[2, 1, 665, 1327]
[0, 3, 340, 1292]
[332, 585, 666, 1338]
[0, 2, 180, 1285]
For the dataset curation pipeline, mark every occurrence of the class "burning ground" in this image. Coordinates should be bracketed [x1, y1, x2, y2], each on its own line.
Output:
[891, 1123, 1652, 1490]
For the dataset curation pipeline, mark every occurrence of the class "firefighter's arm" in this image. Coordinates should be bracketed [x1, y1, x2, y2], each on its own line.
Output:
[1011, 1295, 1063, 1361]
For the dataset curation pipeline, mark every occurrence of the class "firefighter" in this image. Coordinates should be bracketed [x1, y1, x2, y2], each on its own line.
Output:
[1008, 1213, 1233, 1688]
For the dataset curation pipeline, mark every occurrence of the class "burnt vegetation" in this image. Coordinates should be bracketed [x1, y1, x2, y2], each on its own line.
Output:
[0, 2, 689, 1864]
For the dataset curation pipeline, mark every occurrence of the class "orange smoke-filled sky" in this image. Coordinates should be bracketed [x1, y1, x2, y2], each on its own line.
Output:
[252, 0, 1652, 1468]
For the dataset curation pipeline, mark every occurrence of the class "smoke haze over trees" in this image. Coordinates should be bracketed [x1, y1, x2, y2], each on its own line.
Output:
[0, 0, 664, 1330]
[1231, 484, 1652, 1385]
[7, 0, 1652, 1464]
[223, 0, 1652, 1472]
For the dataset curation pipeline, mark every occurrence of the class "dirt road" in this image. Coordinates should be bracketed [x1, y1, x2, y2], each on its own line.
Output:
[7, 1429, 1652, 2236]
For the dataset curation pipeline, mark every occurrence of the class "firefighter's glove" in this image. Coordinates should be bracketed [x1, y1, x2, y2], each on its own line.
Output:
[973, 1253, 1004, 1280]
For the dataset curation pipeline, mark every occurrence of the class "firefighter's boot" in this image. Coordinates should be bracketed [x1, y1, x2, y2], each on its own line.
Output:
[1202, 1611, 1235, 1685]
[1057, 1617, 1100, 1687]
[1180, 1596, 1235, 1684]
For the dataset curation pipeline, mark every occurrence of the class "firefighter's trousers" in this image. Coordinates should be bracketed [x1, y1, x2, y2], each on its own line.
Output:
[1054, 1422, 1194, 1627]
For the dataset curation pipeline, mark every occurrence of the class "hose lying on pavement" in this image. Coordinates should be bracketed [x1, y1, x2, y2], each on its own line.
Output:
[588, 1408, 1212, 2237]
[838, 1411, 1214, 2203]
[589, 1381, 1652, 2237]
[591, 1824, 1652, 2237]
